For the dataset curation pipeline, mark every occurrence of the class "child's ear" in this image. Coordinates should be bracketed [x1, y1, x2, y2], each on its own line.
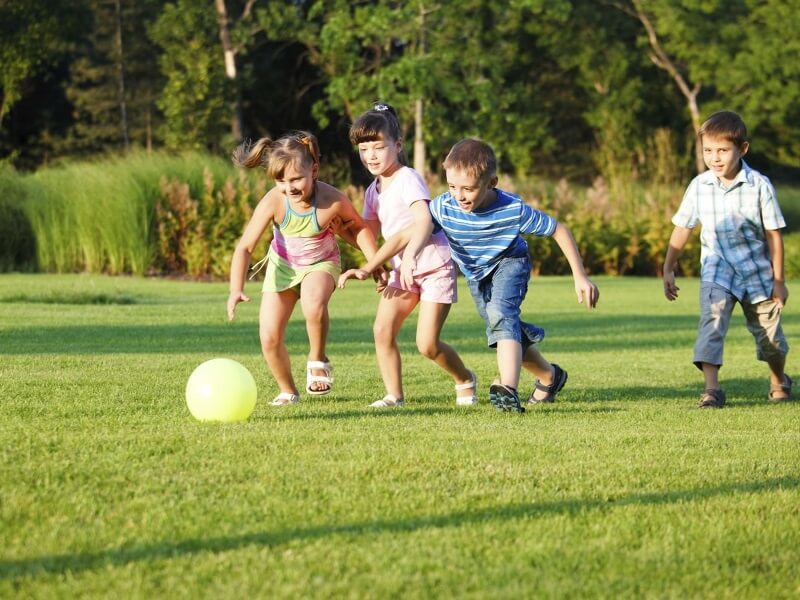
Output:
[740, 141, 750, 156]
[311, 161, 320, 178]
[489, 175, 499, 188]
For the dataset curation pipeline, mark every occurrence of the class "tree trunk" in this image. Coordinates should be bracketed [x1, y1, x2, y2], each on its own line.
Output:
[414, 98, 426, 175]
[413, 5, 428, 176]
[214, 0, 243, 142]
[631, 0, 705, 173]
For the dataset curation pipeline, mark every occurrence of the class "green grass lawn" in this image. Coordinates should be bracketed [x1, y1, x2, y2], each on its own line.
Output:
[1, 274, 798, 598]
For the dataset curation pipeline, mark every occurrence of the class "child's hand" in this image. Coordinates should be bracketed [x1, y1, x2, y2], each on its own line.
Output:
[663, 271, 679, 301]
[772, 280, 788, 308]
[337, 268, 370, 288]
[574, 275, 599, 309]
[374, 267, 388, 293]
[227, 291, 250, 321]
[400, 257, 416, 289]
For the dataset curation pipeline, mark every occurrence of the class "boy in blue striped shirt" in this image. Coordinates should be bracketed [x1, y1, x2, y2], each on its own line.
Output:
[340, 138, 599, 412]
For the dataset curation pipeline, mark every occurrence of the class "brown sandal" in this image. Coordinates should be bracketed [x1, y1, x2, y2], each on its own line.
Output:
[698, 388, 726, 408]
[768, 375, 792, 402]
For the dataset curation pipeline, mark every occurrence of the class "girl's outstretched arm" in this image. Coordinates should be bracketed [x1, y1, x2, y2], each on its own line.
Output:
[338, 225, 414, 288]
[326, 191, 380, 261]
[399, 200, 434, 288]
[228, 191, 276, 320]
[551, 222, 599, 309]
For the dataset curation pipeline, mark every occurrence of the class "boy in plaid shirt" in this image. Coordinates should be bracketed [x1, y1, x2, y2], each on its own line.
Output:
[663, 111, 791, 407]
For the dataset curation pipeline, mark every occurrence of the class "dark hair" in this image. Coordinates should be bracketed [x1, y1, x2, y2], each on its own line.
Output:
[232, 131, 320, 180]
[442, 138, 497, 183]
[698, 111, 748, 148]
[349, 103, 408, 166]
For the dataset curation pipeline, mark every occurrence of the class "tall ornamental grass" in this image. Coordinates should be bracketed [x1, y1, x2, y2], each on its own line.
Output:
[2, 152, 799, 278]
[20, 151, 253, 275]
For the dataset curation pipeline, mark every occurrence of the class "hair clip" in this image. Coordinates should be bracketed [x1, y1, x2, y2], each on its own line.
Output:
[373, 103, 389, 112]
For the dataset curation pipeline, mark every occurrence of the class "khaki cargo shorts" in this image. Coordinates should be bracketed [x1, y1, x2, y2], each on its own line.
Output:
[693, 282, 789, 368]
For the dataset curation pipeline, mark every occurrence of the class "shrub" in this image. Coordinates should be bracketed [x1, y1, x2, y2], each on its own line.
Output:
[515, 176, 701, 277]
[154, 168, 267, 278]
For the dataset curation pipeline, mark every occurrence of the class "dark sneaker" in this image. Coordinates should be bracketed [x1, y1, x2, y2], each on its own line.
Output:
[521, 321, 546, 346]
[489, 383, 525, 413]
[698, 388, 726, 408]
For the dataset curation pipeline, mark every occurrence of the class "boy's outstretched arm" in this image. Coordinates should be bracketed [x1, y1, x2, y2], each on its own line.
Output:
[765, 228, 788, 308]
[662, 226, 692, 301]
[551, 222, 599, 308]
[338, 225, 415, 288]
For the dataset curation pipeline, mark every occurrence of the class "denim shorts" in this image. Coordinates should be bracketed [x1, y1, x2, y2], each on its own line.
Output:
[694, 281, 789, 368]
[467, 255, 540, 350]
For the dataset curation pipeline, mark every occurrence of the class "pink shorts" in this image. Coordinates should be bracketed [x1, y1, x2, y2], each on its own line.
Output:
[387, 260, 458, 304]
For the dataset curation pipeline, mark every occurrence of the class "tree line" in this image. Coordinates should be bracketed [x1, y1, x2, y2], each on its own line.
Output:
[2, 0, 799, 184]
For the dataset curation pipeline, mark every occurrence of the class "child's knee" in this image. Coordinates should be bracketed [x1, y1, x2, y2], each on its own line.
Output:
[416, 337, 439, 360]
[373, 321, 393, 345]
[301, 300, 327, 323]
[260, 330, 283, 352]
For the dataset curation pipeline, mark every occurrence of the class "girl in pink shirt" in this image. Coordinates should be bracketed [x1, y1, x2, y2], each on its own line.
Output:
[341, 103, 476, 407]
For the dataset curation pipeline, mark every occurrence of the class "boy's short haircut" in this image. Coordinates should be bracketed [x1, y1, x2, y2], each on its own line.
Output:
[443, 138, 497, 183]
[698, 110, 748, 148]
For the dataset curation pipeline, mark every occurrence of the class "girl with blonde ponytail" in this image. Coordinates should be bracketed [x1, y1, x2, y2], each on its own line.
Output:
[228, 131, 379, 406]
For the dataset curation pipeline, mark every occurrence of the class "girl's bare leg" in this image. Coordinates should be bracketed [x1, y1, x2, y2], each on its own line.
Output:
[259, 290, 300, 395]
[373, 287, 418, 399]
[416, 300, 473, 397]
[300, 272, 336, 392]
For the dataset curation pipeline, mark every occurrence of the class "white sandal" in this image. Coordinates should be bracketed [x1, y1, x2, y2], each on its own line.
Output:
[455, 370, 478, 405]
[271, 392, 300, 406]
[369, 394, 404, 408]
[306, 360, 334, 395]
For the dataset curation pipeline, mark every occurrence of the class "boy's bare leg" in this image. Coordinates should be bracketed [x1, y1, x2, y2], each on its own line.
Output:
[701, 362, 721, 390]
[766, 355, 786, 386]
[416, 301, 473, 398]
[496, 339, 523, 389]
[259, 290, 300, 395]
[373, 288, 418, 400]
[300, 272, 336, 392]
[522, 344, 556, 401]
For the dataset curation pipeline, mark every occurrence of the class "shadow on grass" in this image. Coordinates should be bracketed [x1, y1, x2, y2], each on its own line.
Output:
[570, 377, 791, 408]
[274, 405, 457, 421]
[0, 313, 703, 356]
[2, 476, 797, 580]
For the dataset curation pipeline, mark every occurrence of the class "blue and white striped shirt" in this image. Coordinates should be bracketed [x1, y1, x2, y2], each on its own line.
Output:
[672, 160, 785, 303]
[430, 189, 557, 281]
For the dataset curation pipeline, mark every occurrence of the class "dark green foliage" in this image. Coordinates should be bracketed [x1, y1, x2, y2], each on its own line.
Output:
[0, 199, 36, 272]
[0, 165, 36, 272]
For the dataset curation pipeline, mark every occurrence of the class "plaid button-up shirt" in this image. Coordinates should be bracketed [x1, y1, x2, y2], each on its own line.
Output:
[672, 160, 786, 303]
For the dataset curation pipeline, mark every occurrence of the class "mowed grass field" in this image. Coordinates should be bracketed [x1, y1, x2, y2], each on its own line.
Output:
[1, 273, 798, 598]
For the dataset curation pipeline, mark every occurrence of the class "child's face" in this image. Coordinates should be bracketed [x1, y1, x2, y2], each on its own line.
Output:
[275, 160, 317, 203]
[445, 168, 498, 212]
[357, 133, 402, 177]
[701, 134, 749, 184]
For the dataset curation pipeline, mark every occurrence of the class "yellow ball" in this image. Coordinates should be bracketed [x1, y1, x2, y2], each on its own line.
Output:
[186, 358, 257, 422]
